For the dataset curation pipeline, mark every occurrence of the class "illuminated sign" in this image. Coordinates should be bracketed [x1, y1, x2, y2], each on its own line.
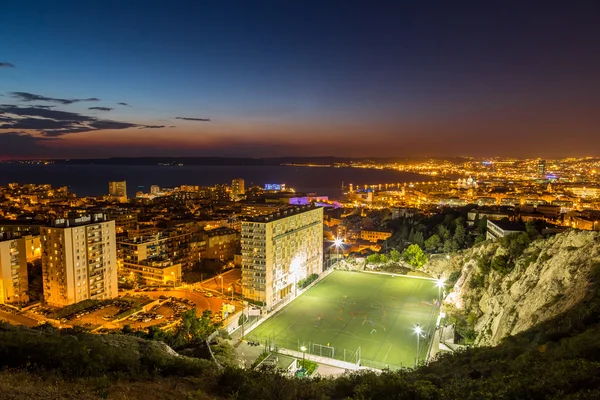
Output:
[264, 183, 286, 191]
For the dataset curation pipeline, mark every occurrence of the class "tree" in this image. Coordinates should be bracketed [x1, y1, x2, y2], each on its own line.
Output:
[379, 254, 389, 263]
[414, 231, 424, 248]
[443, 239, 459, 253]
[437, 225, 451, 241]
[169, 309, 219, 349]
[389, 249, 401, 262]
[402, 244, 428, 269]
[366, 254, 381, 265]
[453, 224, 466, 248]
[424, 234, 441, 252]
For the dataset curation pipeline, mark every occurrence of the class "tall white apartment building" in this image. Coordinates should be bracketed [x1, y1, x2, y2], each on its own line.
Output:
[241, 204, 323, 308]
[41, 214, 118, 307]
[0, 236, 29, 305]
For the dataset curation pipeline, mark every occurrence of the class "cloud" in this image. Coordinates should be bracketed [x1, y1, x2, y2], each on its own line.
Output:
[33, 105, 55, 109]
[0, 132, 53, 157]
[175, 116, 211, 122]
[141, 125, 166, 129]
[0, 104, 142, 136]
[10, 92, 100, 105]
[0, 62, 15, 68]
[88, 107, 113, 111]
[117, 102, 131, 107]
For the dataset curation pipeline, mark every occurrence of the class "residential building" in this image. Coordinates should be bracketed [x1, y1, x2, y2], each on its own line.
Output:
[119, 224, 196, 270]
[486, 220, 526, 240]
[231, 178, 245, 201]
[200, 227, 240, 261]
[40, 214, 118, 307]
[359, 229, 392, 243]
[0, 236, 29, 305]
[241, 205, 323, 308]
[121, 259, 182, 286]
[108, 181, 128, 203]
[241, 203, 284, 217]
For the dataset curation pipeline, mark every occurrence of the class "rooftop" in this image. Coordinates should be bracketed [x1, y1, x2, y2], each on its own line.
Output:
[244, 204, 320, 223]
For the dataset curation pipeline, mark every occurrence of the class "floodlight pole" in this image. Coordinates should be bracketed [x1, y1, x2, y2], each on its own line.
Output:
[414, 324, 422, 367]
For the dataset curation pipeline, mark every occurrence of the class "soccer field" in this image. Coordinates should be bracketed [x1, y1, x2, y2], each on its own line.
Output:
[246, 270, 439, 369]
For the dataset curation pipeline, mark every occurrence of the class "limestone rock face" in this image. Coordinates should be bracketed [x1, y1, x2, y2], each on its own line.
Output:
[427, 230, 600, 347]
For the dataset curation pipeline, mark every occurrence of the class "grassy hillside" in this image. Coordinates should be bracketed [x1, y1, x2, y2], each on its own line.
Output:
[2, 301, 600, 399]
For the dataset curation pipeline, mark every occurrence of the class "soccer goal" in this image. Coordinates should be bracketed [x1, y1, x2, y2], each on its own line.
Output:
[312, 343, 335, 358]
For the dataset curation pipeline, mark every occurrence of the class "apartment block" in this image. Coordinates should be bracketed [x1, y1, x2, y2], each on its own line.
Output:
[41, 215, 117, 307]
[0, 236, 29, 305]
[241, 205, 323, 308]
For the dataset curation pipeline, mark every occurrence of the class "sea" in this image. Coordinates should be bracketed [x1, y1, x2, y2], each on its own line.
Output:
[0, 164, 431, 200]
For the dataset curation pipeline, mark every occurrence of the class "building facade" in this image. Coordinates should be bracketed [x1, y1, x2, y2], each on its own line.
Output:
[0, 237, 29, 305]
[41, 215, 118, 307]
[231, 178, 245, 201]
[122, 259, 182, 286]
[108, 181, 128, 203]
[241, 205, 323, 308]
[359, 229, 392, 243]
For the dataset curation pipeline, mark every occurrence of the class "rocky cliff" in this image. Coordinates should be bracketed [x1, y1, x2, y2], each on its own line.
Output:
[426, 230, 600, 346]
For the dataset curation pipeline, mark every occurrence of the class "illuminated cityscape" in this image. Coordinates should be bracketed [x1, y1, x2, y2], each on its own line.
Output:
[0, 1, 599, 398]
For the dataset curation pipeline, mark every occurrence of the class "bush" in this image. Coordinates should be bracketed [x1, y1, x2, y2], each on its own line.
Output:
[297, 274, 319, 289]
[447, 270, 462, 287]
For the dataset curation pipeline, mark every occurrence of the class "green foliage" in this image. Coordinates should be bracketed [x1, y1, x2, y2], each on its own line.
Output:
[477, 255, 492, 275]
[424, 234, 441, 252]
[168, 309, 219, 349]
[366, 253, 381, 265]
[443, 238, 459, 253]
[51, 299, 104, 319]
[469, 273, 485, 289]
[0, 323, 214, 378]
[402, 244, 427, 269]
[379, 254, 389, 263]
[443, 306, 477, 344]
[112, 305, 142, 320]
[447, 270, 462, 287]
[491, 254, 511, 274]
[297, 273, 319, 289]
[389, 248, 401, 262]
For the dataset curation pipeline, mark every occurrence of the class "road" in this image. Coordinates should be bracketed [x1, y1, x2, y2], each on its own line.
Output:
[0, 310, 38, 327]
[199, 269, 242, 295]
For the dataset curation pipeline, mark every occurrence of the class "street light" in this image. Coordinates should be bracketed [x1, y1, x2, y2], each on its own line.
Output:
[218, 275, 223, 294]
[227, 286, 233, 302]
[300, 345, 307, 369]
[414, 324, 423, 367]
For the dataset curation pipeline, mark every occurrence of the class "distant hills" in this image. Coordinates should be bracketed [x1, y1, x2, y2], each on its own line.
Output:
[51, 156, 466, 166]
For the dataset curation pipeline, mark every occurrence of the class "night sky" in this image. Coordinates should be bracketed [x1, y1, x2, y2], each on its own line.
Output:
[1, 1, 599, 159]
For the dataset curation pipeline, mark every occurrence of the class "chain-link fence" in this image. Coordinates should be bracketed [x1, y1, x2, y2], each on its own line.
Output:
[248, 334, 361, 365]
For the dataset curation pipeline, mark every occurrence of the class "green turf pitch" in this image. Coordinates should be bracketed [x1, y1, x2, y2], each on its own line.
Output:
[247, 270, 439, 369]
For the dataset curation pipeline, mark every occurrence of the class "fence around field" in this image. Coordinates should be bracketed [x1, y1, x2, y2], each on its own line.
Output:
[248, 333, 361, 365]
[234, 266, 439, 371]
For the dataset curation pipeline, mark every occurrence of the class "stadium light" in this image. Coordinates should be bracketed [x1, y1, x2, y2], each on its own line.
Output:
[414, 324, 423, 367]
[333, 238, 343, 267]
[436, 278, 445, 303]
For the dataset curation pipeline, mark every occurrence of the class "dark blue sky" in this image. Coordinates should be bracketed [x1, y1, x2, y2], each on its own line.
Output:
[1, 1, 599, 158]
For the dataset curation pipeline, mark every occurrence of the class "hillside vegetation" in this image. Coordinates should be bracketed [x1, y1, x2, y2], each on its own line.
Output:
[427, 230, 600, 346]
